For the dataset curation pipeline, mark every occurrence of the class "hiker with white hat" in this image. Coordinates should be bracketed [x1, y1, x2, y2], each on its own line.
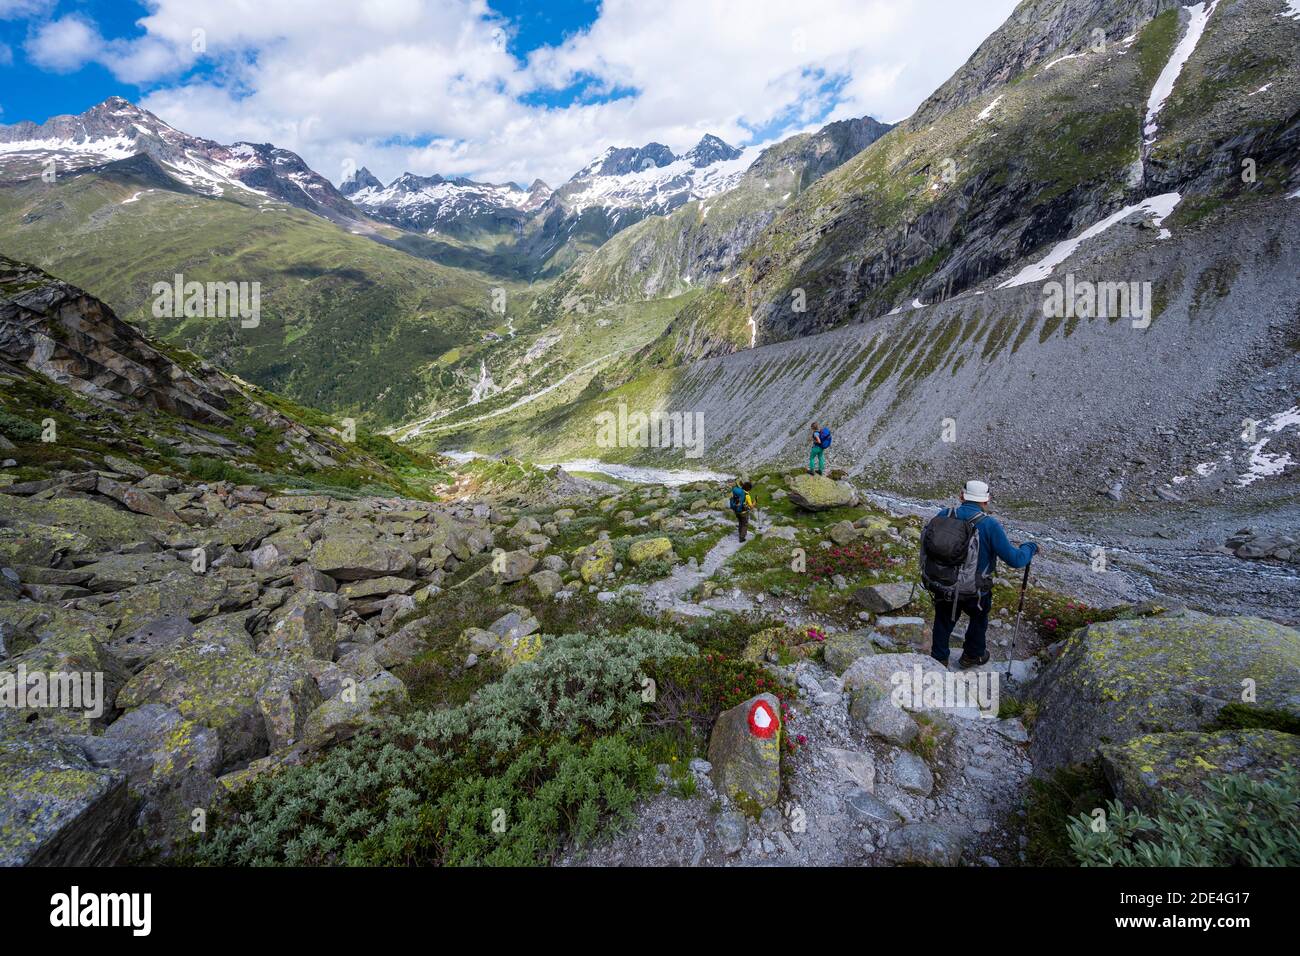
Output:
[918, 479, 1038, 669]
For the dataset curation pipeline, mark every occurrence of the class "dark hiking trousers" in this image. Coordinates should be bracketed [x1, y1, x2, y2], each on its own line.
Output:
[930, 591, 990, 665]
[737, 510, 750, 542]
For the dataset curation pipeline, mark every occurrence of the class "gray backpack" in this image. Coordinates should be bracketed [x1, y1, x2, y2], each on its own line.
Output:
[920, 509, 990, 617]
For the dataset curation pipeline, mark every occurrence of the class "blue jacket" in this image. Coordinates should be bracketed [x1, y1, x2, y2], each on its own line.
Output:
[937, 502, 1035, 582]
[814, 428, 831, 448]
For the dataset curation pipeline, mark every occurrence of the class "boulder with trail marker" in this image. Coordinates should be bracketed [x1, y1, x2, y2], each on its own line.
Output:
[707, 693, 783, 811]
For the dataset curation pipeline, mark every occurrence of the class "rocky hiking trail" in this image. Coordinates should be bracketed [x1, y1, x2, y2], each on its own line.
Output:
[561, 469, 1298, 868]
[632, 520, 755, 617]
[561, 649, 1035, 867]
[562, 482, 1045, 867]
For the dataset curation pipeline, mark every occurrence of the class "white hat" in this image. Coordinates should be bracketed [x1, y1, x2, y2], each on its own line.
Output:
[962, 480, 990, 503]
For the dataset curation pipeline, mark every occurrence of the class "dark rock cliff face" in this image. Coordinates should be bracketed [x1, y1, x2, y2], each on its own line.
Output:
[0, 256, 234, 426]
[657, 0, 1300, 361]
[909, 0, 1183, 127]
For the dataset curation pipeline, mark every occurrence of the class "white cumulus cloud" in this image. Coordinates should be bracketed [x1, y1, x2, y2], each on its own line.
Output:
[23, 0, 1020, 187]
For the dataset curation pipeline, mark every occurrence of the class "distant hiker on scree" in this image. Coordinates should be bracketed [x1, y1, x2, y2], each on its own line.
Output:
[808, 422, 831, 475]
[729, 479, 755, 542]
[919, 480, 1037, 669]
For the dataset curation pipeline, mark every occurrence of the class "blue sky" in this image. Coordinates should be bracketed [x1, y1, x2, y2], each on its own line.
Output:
[0, 1, 1019, 186]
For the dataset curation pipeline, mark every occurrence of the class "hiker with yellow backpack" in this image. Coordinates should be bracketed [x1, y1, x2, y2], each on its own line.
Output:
[729, 479, 755, 542]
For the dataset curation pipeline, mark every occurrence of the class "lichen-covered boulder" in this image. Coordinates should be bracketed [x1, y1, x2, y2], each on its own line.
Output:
[96, 476, 182, 522]
[259, 590, 339, 660]
[0, 602, 115, 663]
[110, 614, 195, 669]
[0, 493, 165, 567]
[851, 694, 920, 746]
[186, 611, 258, 652]
[885, 822, 963, 866]
[117, 639, 314, 769]
[108, 571, 245, 638]
[827, 520, 859, 545]
[0, 716, 134, 866]
[853, 581, 917, 613]
[1031, 612, 1300, 771]
[823, 629, 877, 673]
[842, 652, 945, 708]
[75, 703, 221, 856]
[1100, 729, 1300, 813]
[508, 516, 541, 538]
[3, 626, 129, 733]
[197, 515, 274, 550]
[575, 539, 615, 583]
[309, 532, 415, 581]
[707, 693, 783, 811]
[338, 576, 418, 600]
[491, 548, 537, 584]
[784, 474, 855, 511]
[529, 568, 563, 598]
[742, 626, 818, 664]
[489, 607, 540, 642]
[371, 620, 430, 668]
[300, 670, 407, 749]
[628, 537, 675, 565]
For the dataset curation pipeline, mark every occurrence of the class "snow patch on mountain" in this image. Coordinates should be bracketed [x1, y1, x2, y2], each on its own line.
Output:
[560, 146, 752, 215]
[998, 193, 1182, 289]
[0, 97, 356, 220]
[1145, 2, 1219, 144]
[1238, 407, 1300, 486]
[976, 96, 1003, 121]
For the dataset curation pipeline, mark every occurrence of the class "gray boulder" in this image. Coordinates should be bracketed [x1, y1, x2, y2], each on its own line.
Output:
[891, 751, 934, 795]
[853, 581, 916, 613]
[885, 823, 963, 866]
[1031, 612, 1300, 772]
[0, 717, 134, 865]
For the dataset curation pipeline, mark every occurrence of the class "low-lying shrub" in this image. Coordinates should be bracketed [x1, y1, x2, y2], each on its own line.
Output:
[1068, 768, 1300, 866]
[0, 408, 42, 443]
[192, 627, 693, 866]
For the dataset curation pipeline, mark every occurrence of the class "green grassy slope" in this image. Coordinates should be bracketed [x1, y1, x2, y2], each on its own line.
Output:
[0, 157, 534, 427]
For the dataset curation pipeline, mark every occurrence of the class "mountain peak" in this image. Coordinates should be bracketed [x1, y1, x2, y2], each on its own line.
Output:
[340, 165, 383, 195]
[683, 134, 742, 168]
[574, 142, 677, 180]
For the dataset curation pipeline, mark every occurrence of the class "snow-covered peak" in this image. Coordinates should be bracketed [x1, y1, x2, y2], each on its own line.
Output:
[682, 134, 743, 168]
[0, 96, 358, 221]
[556, 138, 751, 215]
[345, 170, 538, 234]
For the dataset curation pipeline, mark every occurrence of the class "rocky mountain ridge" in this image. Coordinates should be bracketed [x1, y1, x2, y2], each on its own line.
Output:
[0, 97, 359, 223]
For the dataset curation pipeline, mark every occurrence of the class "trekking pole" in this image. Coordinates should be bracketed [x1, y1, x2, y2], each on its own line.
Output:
[1007, 559, 1032, 681]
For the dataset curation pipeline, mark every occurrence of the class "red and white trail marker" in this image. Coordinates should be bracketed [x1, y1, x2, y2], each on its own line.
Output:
[748, 699, 779, 739]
